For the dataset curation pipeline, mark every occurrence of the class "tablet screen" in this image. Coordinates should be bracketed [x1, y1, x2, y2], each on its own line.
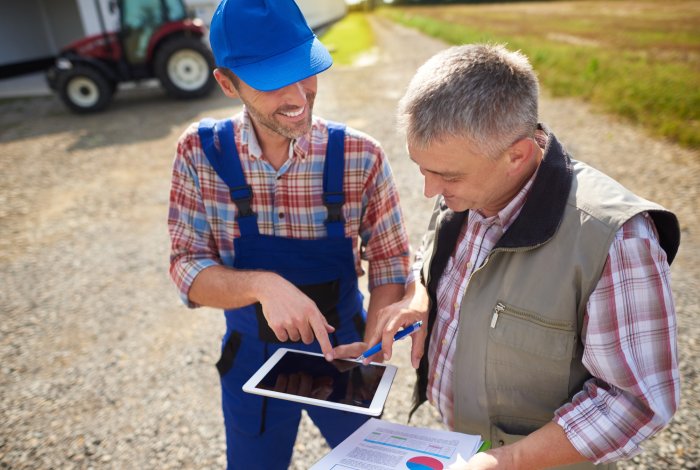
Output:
[255, 350, 386, 408]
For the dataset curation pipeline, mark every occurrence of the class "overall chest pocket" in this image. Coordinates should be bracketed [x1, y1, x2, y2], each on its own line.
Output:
[485, 301, 577, 435]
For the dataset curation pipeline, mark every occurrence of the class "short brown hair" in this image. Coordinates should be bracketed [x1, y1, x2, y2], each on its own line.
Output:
[217, 67, 241, 90]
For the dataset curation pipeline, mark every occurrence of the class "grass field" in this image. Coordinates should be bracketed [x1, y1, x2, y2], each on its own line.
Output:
[377, 1, 700, 150]
[321, 12, 375, 66]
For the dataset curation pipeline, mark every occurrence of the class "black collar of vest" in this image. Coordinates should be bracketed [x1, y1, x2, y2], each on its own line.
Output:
[495, 123, 573, 249]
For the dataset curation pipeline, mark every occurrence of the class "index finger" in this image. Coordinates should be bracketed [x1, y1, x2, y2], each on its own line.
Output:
[309, 313, 334, 361]
[380, 316, 407, 361]
[410, 326, 428, 369]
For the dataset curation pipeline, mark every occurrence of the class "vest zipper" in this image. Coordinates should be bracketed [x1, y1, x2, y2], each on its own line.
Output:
[490, 301, 573, 331]
[490, 302, 505, 328]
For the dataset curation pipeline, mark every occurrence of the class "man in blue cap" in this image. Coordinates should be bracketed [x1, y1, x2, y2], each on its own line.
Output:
[166, 0, 410, 468]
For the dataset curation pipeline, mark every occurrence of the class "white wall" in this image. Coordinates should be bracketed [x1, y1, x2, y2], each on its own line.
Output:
[45, 0, 89, 49]
[296, 0, 347, 32]
[183, 0, 347, 32]
[77, 0, 120, 35]
[0, 0, 55, 64]
[0, 0, 116, 67]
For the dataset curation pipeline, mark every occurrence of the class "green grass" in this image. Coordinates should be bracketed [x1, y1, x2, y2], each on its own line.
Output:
[379, 1, 700, 150]
[320, 12, 375, 66]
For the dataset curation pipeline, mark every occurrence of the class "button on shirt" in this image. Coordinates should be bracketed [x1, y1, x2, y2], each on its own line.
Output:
[415, 161, 678, 463]
[168, 110, 410, 306]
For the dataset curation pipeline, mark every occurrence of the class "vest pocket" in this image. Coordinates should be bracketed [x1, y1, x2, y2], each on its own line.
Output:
[489, 418, 548, 444]
[486, 301, 576, 432]
[216, 330, 242, 377]
[489, 301, 575, 358]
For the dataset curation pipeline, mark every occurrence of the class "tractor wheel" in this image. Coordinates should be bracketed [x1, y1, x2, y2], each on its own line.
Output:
[57, 65, 114, 113]
[154, 37, 216, 99]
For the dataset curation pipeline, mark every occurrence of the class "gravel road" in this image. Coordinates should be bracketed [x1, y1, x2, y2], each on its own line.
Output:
[1, 15, 698, 470]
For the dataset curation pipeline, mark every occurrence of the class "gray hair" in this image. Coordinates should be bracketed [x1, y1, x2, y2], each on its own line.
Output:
[398, 44, 539, 160]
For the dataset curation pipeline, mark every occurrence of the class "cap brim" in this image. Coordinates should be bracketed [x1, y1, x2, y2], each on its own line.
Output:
[231, 37, 332, 92]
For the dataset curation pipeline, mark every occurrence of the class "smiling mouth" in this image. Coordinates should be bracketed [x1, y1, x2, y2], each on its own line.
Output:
[280, 106, 305, 118]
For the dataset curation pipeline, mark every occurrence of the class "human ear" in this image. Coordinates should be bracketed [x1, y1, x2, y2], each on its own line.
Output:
[507, 138, 536, 168]
[213, 69, 239, 99]
[502, 137, 540, 180]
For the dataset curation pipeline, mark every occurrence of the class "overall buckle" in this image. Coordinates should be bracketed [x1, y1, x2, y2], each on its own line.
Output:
[230, 184, 255, 217]
[324, 191, 345, 223]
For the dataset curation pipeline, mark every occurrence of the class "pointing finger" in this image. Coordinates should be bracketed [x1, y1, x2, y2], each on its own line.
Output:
[411, 327, 427, 369]
[310, 313, 334, 361]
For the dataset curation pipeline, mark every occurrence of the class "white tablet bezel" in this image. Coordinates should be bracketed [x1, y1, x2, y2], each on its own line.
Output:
[242, 348, 397, 416]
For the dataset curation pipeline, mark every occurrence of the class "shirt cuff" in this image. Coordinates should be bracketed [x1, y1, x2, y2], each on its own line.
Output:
[405, 262, 423, 288]
[368, 256, 410, 291]
[172, 258, 220, 308]
[554, 391, 645, 464]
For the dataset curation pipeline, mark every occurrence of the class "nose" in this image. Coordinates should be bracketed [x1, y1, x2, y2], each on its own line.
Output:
[423, 172, 442, 199]
[281, 81, 307, 106]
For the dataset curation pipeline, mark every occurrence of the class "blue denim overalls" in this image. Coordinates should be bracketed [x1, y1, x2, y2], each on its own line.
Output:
[198, 118, 370, 469]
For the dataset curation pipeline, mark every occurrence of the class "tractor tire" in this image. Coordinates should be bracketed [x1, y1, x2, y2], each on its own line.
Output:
[56, 65, 114, 114]
[154, 37, 216, 99]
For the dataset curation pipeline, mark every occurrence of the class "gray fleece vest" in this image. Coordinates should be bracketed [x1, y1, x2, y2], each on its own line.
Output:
[412, 126, 679, 468]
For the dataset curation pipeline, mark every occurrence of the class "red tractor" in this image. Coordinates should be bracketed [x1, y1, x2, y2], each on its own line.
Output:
[46, 0, 216, 113]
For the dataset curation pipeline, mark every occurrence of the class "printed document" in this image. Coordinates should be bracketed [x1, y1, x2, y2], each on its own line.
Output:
[310, 418, 482, 470]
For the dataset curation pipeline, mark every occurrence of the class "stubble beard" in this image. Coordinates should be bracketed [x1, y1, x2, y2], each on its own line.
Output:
[245, 92, 316, 140]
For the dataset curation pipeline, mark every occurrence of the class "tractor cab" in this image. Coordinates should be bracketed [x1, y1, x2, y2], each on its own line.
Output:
[47, 0, 216, 113]
[121, 0, 185, 65]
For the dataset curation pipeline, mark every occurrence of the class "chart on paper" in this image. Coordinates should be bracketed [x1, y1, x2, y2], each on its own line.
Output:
[310, 418, 482, 470]
[405, 455, 444, 470]
[363, 428, 457, 459]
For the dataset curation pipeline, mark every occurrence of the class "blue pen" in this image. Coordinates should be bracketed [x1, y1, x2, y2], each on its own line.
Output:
[356, 320, 423, 361]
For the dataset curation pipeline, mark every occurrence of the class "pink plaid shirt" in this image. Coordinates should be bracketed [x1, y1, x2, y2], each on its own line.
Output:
[168, 110, 410, 306]
[423, 169, 679, 463]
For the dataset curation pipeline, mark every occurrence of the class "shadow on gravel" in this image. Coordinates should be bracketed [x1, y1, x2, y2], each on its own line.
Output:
[0, 85, 237, 151]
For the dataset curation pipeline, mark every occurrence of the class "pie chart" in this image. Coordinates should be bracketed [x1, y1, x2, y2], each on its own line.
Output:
[405, 455, 444, 470]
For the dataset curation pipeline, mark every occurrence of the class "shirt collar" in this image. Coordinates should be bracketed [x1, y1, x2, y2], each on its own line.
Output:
[239, 107, 312, 161]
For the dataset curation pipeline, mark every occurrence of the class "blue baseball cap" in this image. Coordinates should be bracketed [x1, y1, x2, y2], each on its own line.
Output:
[209, 0, 333, 91]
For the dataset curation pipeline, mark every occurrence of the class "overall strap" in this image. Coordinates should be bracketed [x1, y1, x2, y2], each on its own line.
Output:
[198, 118, 259, 236]
[323, 122, 346, 238]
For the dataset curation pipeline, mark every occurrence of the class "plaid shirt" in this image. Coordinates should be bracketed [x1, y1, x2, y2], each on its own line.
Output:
[168, 109, 410, 306]
[422, 168, 679, 463]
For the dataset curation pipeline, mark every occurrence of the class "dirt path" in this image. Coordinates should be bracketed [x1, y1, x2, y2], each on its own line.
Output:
[1, 15, 698, 469]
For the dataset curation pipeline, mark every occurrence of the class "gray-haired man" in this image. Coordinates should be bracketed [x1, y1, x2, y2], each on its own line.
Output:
[341, 44, 681, 469]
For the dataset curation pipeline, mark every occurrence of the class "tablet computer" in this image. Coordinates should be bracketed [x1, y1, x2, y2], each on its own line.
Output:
[242, 348, 397, 416]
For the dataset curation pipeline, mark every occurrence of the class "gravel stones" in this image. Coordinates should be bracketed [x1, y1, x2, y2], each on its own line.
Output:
[1, 15, 698, 470]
